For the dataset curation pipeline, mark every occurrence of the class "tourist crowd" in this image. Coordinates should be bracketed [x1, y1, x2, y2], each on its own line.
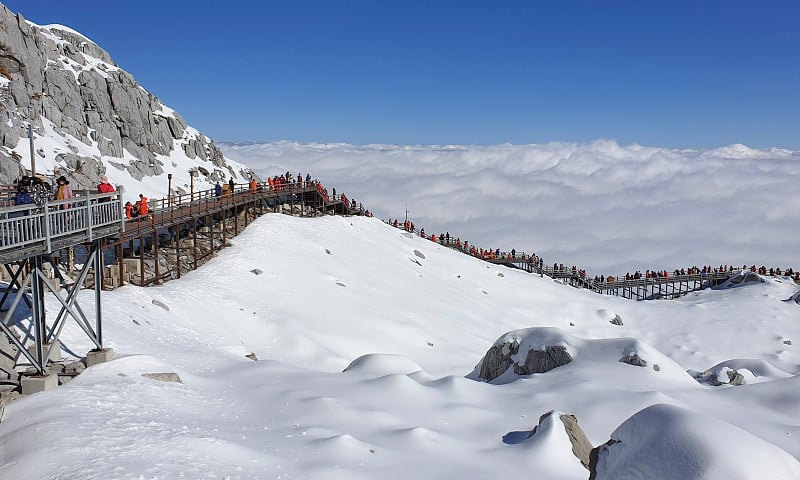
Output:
[389, 219, 800, 286]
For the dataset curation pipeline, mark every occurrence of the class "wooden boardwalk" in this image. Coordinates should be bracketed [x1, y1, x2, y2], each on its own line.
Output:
[0, 179, 363, 376]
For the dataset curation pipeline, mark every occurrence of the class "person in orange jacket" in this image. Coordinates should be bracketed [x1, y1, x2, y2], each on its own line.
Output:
[249, 178, 258, 193]
[137, 194, 149, 216]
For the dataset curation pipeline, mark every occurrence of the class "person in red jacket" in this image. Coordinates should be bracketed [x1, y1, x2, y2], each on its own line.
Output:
[97, 175, 115, 194]
[97, 175, 114, 203]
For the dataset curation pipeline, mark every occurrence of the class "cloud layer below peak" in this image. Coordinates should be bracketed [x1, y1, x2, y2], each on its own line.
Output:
[221, 140, 800, 276]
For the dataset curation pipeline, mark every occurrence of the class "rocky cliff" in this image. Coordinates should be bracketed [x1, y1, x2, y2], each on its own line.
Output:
[0, 3, 254, 196]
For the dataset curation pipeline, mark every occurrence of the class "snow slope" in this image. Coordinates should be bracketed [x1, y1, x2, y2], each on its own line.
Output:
[1, 214, 798, 479]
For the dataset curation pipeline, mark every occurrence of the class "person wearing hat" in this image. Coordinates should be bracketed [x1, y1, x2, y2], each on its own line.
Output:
[97, 175, 115, 194]
[97, 175, 115, 203]
[55, 175, 73, 209]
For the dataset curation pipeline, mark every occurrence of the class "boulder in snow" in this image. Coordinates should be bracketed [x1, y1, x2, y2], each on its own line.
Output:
[472, 328, 574, 382]
[620, 353, 647, 367]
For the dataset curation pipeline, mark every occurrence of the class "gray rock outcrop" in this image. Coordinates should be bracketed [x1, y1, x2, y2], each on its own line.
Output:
[478, 340, 572, 382]
[0, 5, 251, 188]
[478, 341, 519, 381]
[513, 345, 573, 376]
[620, 353, 647, 367]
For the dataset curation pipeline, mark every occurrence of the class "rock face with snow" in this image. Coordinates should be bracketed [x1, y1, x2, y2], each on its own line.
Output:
[0, 4, 252, 189]
[589, 403, 800, 480]
[469, 326, 700, 387]
[473, 328, 575, 382]
[689, 358, 793, 387]
[530, 411, 593, 469]
[477, 339, 573, 382]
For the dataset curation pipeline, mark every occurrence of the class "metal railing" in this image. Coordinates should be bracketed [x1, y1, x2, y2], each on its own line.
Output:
[0, 193, 123, 260]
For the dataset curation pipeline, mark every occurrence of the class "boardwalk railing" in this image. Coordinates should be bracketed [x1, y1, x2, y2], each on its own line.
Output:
[0, 193, 123, 263]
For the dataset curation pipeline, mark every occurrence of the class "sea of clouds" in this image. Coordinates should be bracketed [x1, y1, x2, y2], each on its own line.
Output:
[221, 140, 799, 276]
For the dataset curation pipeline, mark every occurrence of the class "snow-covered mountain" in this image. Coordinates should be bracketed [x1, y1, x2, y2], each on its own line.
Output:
[1, 214, 799, 479]
[0, 3, 254, 202]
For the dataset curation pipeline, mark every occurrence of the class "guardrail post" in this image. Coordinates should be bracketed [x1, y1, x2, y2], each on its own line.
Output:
[86, 197, 93, 241]
[44, 203, 53, 253]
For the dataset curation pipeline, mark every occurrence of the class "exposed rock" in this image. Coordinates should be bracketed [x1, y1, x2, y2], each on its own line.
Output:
[609, 314, 623, 326]
[0, 7, 253, 187]
[47, 363, 66, 374]
[250, 269, 263, 275]
[783, 339, 792, 346]
[512, 346, 572, 376]
[478, 341, 519, 381]
[141, 372, 182, 383]
[413, 249, 425, 259]
[531, 411, 593, 470]
[246, 352, 258, 361]
[620, 353, 647, 367]
[63, 361, 85, 375]
[692, 367, 746, 386]
[589, 439, 619, 480]
[151, 299, 169, 311]
[726, 369, 745, 386]
[478, 341, 573, 382]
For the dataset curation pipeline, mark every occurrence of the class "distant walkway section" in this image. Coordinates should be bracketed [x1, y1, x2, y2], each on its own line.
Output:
[386, 219, 799, 300]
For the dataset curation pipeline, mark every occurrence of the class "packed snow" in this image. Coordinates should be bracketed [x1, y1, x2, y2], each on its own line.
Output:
[1, 214, 798, 479]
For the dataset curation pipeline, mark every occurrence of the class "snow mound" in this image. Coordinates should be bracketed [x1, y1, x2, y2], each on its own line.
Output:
[591, 403, 800, 480]
[690, 358, 793, 386]
[343, 354, 424, 377]
[713, 270, 766, 289]
[516, 410, 592, 478]
[467, 327, 693, 386]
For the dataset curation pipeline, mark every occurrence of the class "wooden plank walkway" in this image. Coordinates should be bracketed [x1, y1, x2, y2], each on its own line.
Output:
[0, 180, 357, 278]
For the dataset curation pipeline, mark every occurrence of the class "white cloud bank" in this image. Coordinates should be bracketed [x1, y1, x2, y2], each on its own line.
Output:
[221, 140, 800, 276]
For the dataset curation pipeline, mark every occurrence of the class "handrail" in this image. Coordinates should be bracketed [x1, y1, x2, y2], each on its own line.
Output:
[0, 192, 122, 255]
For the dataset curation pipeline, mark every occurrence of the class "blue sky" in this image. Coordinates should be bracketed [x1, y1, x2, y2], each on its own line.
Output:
[4, 0, 799, 148]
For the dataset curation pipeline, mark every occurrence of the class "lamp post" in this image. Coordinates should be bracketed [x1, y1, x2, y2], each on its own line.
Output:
[28, 92, 47, 178]
[167, 173, 173, 206]
[28, 121, 35, 177]
[189, 169, 197, 201]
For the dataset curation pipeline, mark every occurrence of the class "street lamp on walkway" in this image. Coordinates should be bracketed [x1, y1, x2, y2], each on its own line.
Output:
[27, 92, 47, 178]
